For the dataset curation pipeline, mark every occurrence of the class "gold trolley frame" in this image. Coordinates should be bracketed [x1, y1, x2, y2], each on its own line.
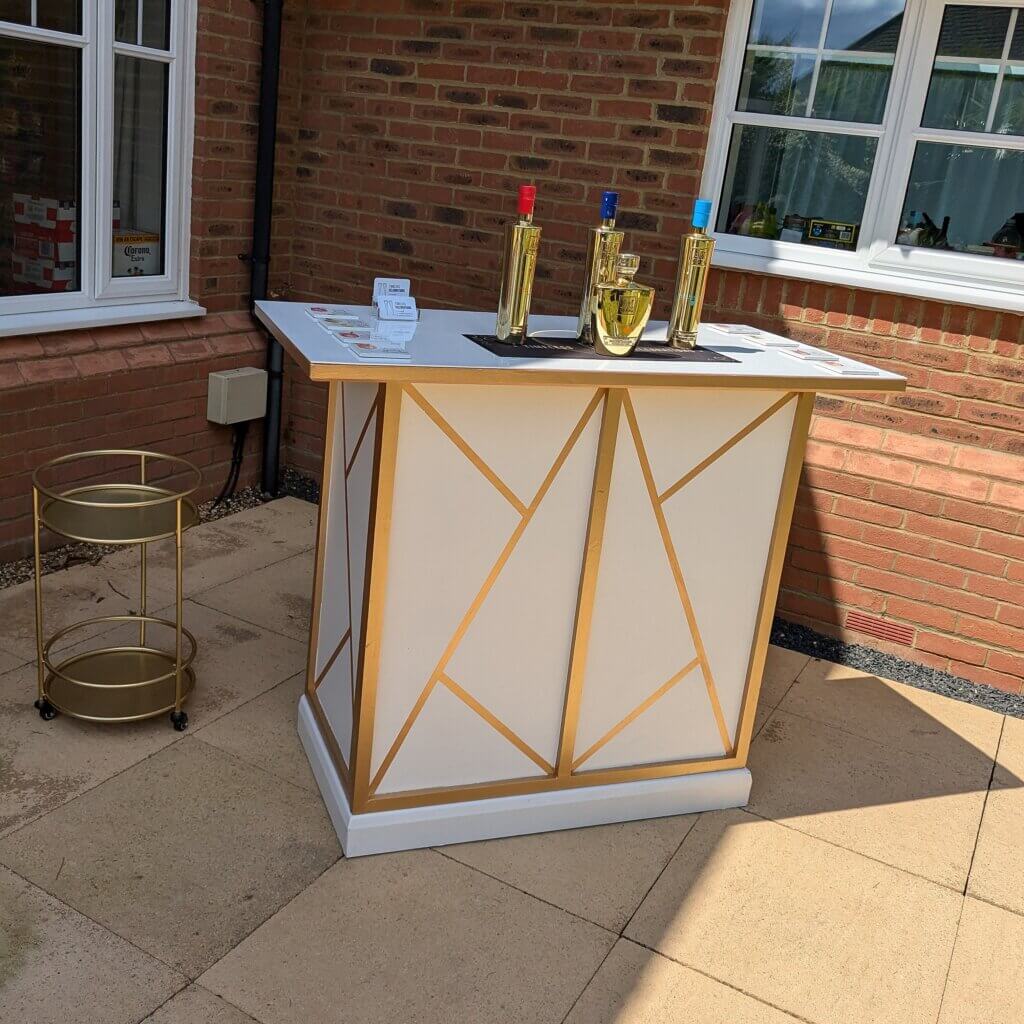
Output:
[32, 450, 201, 730]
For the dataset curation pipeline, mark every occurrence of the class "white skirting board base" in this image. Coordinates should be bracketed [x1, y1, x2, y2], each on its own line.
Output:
[298, 695, 752, 857]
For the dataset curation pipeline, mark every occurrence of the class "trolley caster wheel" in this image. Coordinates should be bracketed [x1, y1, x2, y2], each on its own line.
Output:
[170, 710, 188, 732]
[34, 698, 58, 721]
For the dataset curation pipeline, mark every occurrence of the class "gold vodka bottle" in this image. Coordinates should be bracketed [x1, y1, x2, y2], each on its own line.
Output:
[576, 190, 624, 344]
[496, 185, 541, 343]
[668, 198, 715, 349]
[592, 253, 655, 357]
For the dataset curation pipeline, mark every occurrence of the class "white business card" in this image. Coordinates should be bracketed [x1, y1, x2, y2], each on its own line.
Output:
[372, 278, 410, 305]
[377, 296, 418, 321]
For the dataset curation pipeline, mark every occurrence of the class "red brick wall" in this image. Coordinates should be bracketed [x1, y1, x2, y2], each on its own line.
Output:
[270, 1, 1024, 693]
[0, 0, 303, 561]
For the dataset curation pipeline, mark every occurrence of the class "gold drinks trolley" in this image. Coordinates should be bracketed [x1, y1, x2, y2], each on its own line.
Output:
[32, 450, 201, 731]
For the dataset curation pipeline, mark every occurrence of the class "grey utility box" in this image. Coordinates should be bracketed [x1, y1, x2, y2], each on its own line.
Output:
[207, 367, 268, 425]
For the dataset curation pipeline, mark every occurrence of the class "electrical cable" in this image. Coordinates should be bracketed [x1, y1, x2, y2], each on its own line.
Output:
[212, 421, 250, 510]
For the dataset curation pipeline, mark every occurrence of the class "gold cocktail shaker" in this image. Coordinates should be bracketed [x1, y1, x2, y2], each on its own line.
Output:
[667, 198, 715, 350]
[496, 185, 541, 343]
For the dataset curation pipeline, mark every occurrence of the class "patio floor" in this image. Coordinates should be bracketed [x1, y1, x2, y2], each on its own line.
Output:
[0, 497, 1021, 1024]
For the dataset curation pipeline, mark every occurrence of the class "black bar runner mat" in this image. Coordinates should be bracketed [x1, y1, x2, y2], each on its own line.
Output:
[463, 333, 738, 363]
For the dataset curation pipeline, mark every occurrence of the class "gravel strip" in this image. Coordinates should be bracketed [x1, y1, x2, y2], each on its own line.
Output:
[772, 617, 1024, 720]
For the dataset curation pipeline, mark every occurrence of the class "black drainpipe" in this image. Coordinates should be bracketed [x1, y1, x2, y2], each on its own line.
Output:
[252, 0, 284, 496]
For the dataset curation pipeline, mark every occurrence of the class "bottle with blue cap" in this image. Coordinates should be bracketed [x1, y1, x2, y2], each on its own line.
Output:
[577, 190, 624, 344]
[668, 198, 716, 350]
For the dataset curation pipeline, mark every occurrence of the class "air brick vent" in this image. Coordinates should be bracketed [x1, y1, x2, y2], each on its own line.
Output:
[845, 611, 915, 646]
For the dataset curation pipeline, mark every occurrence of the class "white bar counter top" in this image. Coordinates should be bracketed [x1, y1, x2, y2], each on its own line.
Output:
[255, 301, 905, 392]
[261, 300, 905, 856]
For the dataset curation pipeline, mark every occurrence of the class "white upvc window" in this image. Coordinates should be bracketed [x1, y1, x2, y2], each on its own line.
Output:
[0, 1, 202, 338]
[702, 0, 1024, 311]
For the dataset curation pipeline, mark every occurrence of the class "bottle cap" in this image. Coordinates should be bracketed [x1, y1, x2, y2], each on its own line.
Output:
[692, 198, 712, 230]
[600, 191, 619, 219]
[517, 185, 537, 215]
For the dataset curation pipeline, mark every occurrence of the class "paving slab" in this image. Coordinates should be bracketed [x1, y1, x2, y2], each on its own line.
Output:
[103, 497, 316, 598]
[753, 645, 809, 737]
[938, 897, 1024, 1024]
[784, 658, 1003, 770]
[200, 849, 614, 1024]
[967, 716, 1024, 914]
[0, 647, 25, 675]
[747, 709, 990, 889]
[444, 813, 697, 932]
[0, 864, 183, 1024]
[0, 559, 174, 663]
[565, 938, 802, 1024]
[0, 738, 340, 978]
[625, 808, 961, 1024]
[194, 550, 313, 642]
[140, 985, 258, 1024]
[195, 673, 316, 792]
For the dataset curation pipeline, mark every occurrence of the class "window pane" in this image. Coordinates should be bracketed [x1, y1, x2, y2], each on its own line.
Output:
[993, 64, 1024, 133]
[738, 50, 815, 115]
[737, 0, 905, 123]
[923, 60, 999, 131]
[37, 1, 82, 33]
[898, 142, 1024, 258]
[0, 0, 80, 31]
[717, 124, 877, 249]
[116, 0, 171, 50]
[0, 36, 81, 298]
[113, 56, 168, 278]
[935, 5, 1011, 58]
[824, 0, 905, 52]
[811, 54, 894, 122]
[1011, 14, 1024, 59]
[0, 1, 30, 24]
[748, 0, 828, 47]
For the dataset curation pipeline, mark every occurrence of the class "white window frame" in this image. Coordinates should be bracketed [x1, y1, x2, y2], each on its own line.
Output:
[0, 1, 203, 338]
[701, 0, 1024, 312]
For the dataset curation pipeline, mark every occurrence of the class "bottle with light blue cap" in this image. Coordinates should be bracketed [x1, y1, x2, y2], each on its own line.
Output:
[577, 190, 625, 343]
[668, 198, 716, 349]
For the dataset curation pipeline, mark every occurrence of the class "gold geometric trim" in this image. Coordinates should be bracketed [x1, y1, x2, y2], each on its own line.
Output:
[405, 385, 528, 515]
[556, 388, 618, 777]
[440, 673, 554, 775]
[572, 656, 701, 770]
[656, 392, 796, 505]
[312, 627, 352, 691]
[622, 392, 733, 755]
[345, 387, 382, 477]
[368, 389, 604, 796]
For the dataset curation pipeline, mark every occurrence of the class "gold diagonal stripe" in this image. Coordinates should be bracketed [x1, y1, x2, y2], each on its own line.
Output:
[623, 393, 733, 755]
[571, 656, 701, 770]
[312, 627, 351, 691]
[345, 386, 383, 477]
[405, 385, 528, 514]
[657, 393, 796, 504]
[369, 390, 604, 795]
[440, 673, 554, 775]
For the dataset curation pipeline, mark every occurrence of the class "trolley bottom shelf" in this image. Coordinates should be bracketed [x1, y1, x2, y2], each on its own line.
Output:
[45, 648, 196, 723]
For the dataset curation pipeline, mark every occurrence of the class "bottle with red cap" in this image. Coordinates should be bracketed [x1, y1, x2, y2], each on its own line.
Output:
[496, 184, 541, 343]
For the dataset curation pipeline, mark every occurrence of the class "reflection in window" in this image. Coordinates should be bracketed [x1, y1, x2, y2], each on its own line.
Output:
[898, 143, 1024, 258]
[0, 0, 80, 32]
[0, 36, 81, 297]
[115, 0, 171, 50]
[718, 125, 877, 249]
[737, 0, 906, 123]
[113, 56, 168, 278]
[922, 7, 1024, 134]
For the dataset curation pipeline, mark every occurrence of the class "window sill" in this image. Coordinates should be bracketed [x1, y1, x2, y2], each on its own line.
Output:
[712, 247, 1024, 316]
[0, 299, 208, 339]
